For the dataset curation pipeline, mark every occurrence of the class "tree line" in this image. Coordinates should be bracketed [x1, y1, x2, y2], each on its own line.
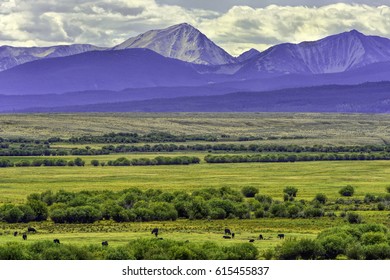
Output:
[204, 152, 390, 163]
[0, 156, 200, 168]
[2, 185, 388, 224]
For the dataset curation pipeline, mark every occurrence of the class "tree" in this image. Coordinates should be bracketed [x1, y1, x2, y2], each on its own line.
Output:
[339, 185, 355, 197]
[74, 157, 85, 167]
[241, 186, 259, 198]
[283, 186, 298, 201]
[313, 193, 327, 204]
[91, 160, 100, 167]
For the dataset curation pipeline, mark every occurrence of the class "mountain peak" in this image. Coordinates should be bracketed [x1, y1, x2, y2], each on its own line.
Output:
[113, 24, 235, 65]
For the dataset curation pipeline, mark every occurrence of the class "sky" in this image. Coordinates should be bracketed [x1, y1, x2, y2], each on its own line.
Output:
[1, 0, 390, 56]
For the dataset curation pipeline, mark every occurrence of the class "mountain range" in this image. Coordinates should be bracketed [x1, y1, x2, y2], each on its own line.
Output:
[0, 23, 389, 113]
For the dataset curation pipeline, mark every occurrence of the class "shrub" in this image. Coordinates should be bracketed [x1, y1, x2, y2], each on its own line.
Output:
[283, 186, 298, 201]
[209, 208, 226, 219]
[241, 186, 259, 198]
[377, 202, 385, 211]
[313, 193, 327, 204]
[346, 212, 362, 224]
[91, 160, 100, 166]
[74, 157, 85, 166]
[339, 185, 355, 197]
[276, 238, 324, 260]
[255, 194, 273, 204]
[3, 206, 24, 223]
[363, 243, 390, 260]
[364, 193, 376, 203]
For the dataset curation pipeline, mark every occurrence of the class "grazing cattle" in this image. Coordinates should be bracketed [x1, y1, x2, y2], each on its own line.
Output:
[28, 227, 36, 233]
[13, 231, 18, 237]
[224, 228, 231, 235]
[258, 234, 264, 240]
[102, 241, 108, 246]
[278, 233, 285, 239]
[53, 239, 60, 244]
[231, 232, 235, 239]
[249, 239, 255, 242]
[22, 234, 27, 240]
[151, 228, 159, 237]
[223, 235, 231, 239]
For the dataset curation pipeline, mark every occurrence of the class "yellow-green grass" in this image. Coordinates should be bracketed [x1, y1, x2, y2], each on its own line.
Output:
[1, 113, 390, 146]
[1, 160, 389, 204]
[1, 211, 388, 254]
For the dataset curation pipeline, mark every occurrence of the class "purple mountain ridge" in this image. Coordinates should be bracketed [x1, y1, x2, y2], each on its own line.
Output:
[0, 44, 104, 72]
[234, 30, 390, 78]
[0, 24, 389, 113]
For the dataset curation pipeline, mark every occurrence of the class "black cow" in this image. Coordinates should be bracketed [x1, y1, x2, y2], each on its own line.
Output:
[151, 228, 159, 237]
[224, 228, 231, 235]
[223, 235, 231, 239]
[258, 234, 264, 240]
[13, 231, 18, 237]
[249, 239, 255, 242]
[231, 232, 235, 239]
[53, 239, 60, 244]
[28, 227, 36, 233]
[102, 241, 108, 246]
[278, 233, 285, 239]
[22, 234, 27, 240]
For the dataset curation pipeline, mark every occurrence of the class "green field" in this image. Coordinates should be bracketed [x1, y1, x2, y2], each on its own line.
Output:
[1, 113, 390, 259]
[0, 160, 389, 204]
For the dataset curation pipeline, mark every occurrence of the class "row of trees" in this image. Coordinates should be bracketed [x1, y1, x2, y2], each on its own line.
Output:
[5, 184, 386, 224]
[204, 152, 390, 163]
[0, 158, 85, 168]
[106, 156, 200, 166]
[0, 238, 258, 260]
[270, 224, 390, 260]
[100, 143, 390, 154]
[0, 156, 201, 168]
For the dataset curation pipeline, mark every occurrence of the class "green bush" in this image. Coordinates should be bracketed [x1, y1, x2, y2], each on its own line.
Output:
[346, 212, 362, 224]
[313, 193, 327, 204]
[276, 238, 324, 260]
[241, 186, 259, 198]
[283, 186, 298, 201]
[339, 185, 355, 197]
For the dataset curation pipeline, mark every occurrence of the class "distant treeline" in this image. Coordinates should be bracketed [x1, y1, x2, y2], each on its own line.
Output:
[0, 156, 200, 168]
[204, 152, 390, 163]
[2, 138, 390, 157]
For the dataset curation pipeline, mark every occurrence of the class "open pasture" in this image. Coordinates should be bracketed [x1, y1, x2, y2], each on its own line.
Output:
[0, 160, 389, 204]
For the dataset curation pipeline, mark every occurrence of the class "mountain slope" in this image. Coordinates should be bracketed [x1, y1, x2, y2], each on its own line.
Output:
[0, 44, 104, 72]
[0, 49, 209, 95]
[236, 30, 390, 78]
[236, 48, 261, 62]
[16, 82, 390, 113]
[113, 23, 236, 65]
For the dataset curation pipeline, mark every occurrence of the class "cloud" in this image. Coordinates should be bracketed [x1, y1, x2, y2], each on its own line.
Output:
[1, 1, 390, 57]
[199, 3, 390, 55]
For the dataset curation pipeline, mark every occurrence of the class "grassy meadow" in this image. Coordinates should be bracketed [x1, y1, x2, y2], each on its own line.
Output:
[1, 113, 390, 259]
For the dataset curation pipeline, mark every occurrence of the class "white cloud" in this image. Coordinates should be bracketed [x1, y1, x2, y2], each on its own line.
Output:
[1, 1, 390, 56]
[199, 3, 390, 55]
